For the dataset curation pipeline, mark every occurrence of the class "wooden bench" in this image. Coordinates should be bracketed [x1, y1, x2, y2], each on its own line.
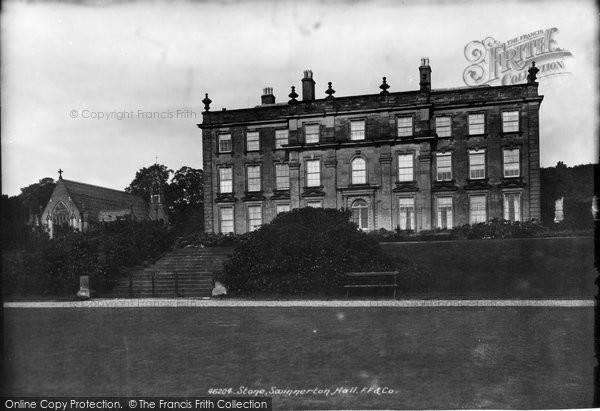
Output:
[345, 271, 399, 298]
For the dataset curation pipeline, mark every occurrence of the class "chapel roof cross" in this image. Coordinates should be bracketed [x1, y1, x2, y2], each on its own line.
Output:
[58, 169, 63, 180]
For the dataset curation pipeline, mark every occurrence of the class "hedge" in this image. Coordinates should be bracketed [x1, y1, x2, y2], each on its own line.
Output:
[3, 220, 174, 297]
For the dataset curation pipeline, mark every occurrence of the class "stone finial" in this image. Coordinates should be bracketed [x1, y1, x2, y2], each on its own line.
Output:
[379, 77, 390, 95]
[527, 61, 539, 84]
[202, 93, 212, 112]
[325, 82, 335, 99]
[288, 86, 299, 104]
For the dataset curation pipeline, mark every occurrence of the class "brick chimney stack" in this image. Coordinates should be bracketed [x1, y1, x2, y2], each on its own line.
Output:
[419, 57, 431, 92]
[301, 70, 315, 101]
[261, 87, 275, 105]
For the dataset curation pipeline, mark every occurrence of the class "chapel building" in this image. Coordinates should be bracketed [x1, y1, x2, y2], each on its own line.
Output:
[42, 170, 168, 237]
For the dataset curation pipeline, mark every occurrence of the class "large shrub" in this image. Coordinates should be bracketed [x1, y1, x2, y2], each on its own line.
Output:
[222, 207, 408, 296]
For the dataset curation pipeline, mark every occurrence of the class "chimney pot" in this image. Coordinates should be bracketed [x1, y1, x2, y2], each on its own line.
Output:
[419, 58, 432, 92]
[301, 69, 316, 101]
[261, 86, 276, 105]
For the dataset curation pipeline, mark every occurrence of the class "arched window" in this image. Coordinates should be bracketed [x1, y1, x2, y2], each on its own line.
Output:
[52, 202, 70, 225]
[351, 199, 368, 230]
[351, 158, 366, 185]
[52, 202, 72, 235]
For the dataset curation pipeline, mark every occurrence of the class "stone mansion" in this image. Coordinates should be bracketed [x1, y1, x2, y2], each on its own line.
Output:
[199, 59, 543, 234]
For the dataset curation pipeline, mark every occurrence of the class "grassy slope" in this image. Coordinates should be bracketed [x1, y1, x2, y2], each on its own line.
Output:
[3, 307, 594, 409]
[381, 237, 597, 298]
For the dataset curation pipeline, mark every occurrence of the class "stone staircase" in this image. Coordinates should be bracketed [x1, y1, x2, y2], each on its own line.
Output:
[103, 247, 233, 298]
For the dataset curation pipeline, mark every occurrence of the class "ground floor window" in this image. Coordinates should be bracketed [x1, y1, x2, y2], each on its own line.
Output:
[469, 195, 487, 224]
[219, 207, 234, 234]
[247, 205, 262, 231]
[306, 200, 323, 208]
[275, 204, 290, 215]
[351, 199, 368, 230]
[503, 193, 521, 222]
[398, 197, 415, 231]
[436, 197, 453, 229]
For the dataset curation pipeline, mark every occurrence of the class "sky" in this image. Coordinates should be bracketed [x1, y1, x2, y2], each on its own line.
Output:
[1, 0, 598, 196]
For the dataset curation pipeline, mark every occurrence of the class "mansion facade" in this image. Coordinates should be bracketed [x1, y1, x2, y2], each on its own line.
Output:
[200, 59, 543, 234]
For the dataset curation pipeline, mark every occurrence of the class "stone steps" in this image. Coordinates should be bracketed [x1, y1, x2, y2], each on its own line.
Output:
[103, 247, 233, 298]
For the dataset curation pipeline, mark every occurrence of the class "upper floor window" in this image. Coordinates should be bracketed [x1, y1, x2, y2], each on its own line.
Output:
[246, 165, 261, 192]
[468, 113, 485, 135]
[435, 116, 451, 138]
[351, 158, 367, 185]
[218, 167, 233, 193]
[350, 120, 366, 140]
[503, 148, 520, 177]
[306, 160, 321, 187]
[305, 124, 320, 144]
[502, 111, 519, 133]
[246, 131, 260, 151]
[469, 150, 486, 179]
[398, 153, 414, 182]
[436, 153, 452, 181]
[275, 129, 289, 149]
[218, 134, 232, 153]
[397, 116, 413, 137]
[275, 164, 290, 190]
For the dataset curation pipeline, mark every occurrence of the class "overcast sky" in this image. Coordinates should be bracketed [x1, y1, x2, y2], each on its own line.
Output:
[1, 0, 598, 196]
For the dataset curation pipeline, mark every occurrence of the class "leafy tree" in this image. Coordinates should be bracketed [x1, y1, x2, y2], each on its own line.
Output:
[19, 177, 56, 218]
[168, 167, 204, 230]
[2, 178, 55, 250]
[125, 164, 172, 204]
[540, 162, 596, 228]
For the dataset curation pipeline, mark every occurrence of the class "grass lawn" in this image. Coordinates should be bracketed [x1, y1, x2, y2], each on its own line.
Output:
[3, 307, 594, 409]
[382, 236, 596, 298]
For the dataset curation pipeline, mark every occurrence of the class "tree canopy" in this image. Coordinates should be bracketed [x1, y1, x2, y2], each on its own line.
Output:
[125, 164, 173, 203]
[125, 164, 203, 231]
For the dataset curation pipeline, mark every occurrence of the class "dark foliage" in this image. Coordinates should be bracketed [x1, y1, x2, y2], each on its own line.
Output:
[1, 195, 31, 249]
[370, 218, 592, 243]
[540, 162, 596, 228]
[125, 163, 173, 204]
[3, 220, 174, 297]
[2, 178, 56, 250]
[125, 164, 204, 233]
[174, 231, 248, 248]
[222, 207, 413, 296]
[167, 166, 204, 232]
[19, 177, 56, 216]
